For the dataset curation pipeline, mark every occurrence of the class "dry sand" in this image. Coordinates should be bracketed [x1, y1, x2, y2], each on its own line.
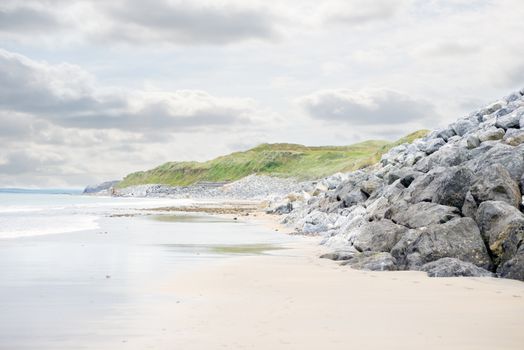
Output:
[137, 238, 524, 350]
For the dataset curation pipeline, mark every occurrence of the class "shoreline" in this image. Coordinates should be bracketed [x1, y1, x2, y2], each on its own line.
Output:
[2, 194, 523, 349]
[145, 239, 524, 350]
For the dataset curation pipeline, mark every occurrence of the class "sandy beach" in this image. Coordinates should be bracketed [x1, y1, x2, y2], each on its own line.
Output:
[151, 238, 524, 350]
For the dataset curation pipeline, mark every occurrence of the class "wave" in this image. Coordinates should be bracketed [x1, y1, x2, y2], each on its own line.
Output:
[0, 214, 99, 239]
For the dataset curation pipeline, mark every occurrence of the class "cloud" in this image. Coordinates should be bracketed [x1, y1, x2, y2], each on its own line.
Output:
[0, 4, 62, 33]
[0, 149, 64, 175]
[0, 49, 257, 132]
[98, 0, 278, 45]
[297, 89, 435, 125]
[326, 0, 409, 26]
[0, 0, 279, 46]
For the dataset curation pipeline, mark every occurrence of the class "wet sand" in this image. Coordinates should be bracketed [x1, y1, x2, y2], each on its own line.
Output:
[152, 240, 524, 350]
[2, 201, 523, 350]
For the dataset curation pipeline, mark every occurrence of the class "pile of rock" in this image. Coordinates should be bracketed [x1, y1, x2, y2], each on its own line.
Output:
[279, 89, 524, 281]
[114, 174, 304, 200]
[83, 180, 119, 195]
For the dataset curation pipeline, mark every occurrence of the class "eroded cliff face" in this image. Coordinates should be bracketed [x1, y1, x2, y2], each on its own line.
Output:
[279, 88, 524, 280]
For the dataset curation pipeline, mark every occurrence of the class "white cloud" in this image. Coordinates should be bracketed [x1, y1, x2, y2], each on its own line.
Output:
[0, 0, 523, 188]
[0, 49, 260, 133]
[297, 89, 435, 125]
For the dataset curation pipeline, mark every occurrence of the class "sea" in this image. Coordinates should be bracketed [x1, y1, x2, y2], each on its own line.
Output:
[0, 189, 295, 349]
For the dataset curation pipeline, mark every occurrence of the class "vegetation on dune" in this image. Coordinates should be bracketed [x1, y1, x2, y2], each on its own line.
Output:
[117, 130, 430, 188]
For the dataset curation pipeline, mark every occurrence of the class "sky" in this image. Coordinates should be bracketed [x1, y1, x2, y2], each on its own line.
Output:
[0, 0, 523, 188]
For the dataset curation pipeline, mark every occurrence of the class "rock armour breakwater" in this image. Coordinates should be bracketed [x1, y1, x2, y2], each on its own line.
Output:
[276, 89, 524, 281]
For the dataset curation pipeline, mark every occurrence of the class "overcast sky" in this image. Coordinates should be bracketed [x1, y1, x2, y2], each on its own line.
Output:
[1, 0, 523, 188]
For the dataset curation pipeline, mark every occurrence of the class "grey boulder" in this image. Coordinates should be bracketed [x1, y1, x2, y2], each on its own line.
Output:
[421, 258, 494, 277]
[503, 128, 524, 146]
[431, 166, 475, 208]
[342, 252, 398, 271]
[451, 118, 478, 136]
[352, 219, 408, 252]
[391, 217, 492, 270]
[470, 164, 521, 208]
[466, 135, 480, 149]
[476, 201, 524, 267]
[495, 106, 523, 130]
[390, 202, 461, 229]
[478, 127, 506, 142]
[469, 143, 524, 181]
[418, 138, 446, 155]
[497, 246, 524, 281]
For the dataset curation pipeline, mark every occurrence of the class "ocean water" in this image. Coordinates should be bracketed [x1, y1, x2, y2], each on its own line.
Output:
[0, 191, 295, 349]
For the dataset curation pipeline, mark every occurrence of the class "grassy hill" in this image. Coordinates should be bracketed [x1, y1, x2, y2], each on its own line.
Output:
[117, 130, 429, 188]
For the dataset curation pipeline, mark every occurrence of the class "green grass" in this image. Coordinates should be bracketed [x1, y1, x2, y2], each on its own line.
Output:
[117, 130, 429, 188]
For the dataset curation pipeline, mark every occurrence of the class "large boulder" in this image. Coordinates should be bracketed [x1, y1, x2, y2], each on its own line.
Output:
[414, 144, 470, 173]
[418, 138, 446, 155]
[495, 106, 523, 130]
[468, 143, 524, 181]
[421, 258, 494, 277]
[476, 201, 524, 267]
[497, 246, 524, 281]
[340, 189, 368, 208]
[436, 127, 456, 141]
[360, 176, 383, 197]
[431, 166, 475, 208]
[342, 252, 398, 271]
[470, 164, 521, 208]
[352, 219, 407, 253]
[390, 202, 461, 229]
[406, 166, 475, 209]
[391, 218, 492, 270]
[405, 167, 448, 203]
[266, 201, 293, 215]
[451, 117, 478, 136]
[478, 127, 506, 142]
[503, 128, 524, 146]
[296, 210, 336, 235]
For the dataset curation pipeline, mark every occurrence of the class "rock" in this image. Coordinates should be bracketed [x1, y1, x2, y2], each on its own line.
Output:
[391, 218, 492, 270]
[468, 143, 524, 181]
[83, 180, 119, 194]
[319, 249, 357, 261]
[390, 202, 461, 229]
[352, 219, 408, 253]
[414, 144, 470, 173]
[503, 128, 524, 146]
[421, 258, 494, 277]
[436, 127, 456, 141]
[462, 191, 478, 218]
[479, 100, 506, 117]
[418, 138, 446, 155]
[505, 92, 522, 103]
[360, 176, 383, 197]
[340, 189, 368, 207]
[497, 246, 524, 281]
[478, 127, 506, 142]
[431, 166, 475, 209]
[405, 167, 448, 203]
[466, 135, 480, 149]
[343, 252, 398, 271]
[451, 117, 478, 136]
[495, 106, 523, 130]
[470, 164, 521, 208]
[266, 202, 293, 215]
[476, 201, 524, 267]
[297, 210, 335, 235]
[386, 167, 419, 186]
